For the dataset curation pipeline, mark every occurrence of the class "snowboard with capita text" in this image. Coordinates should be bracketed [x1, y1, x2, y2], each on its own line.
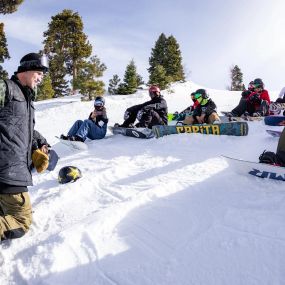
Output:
[56, 136, 88, 150]
[152, 121, 248, 138]
[266, 130, 282, 137]
[109, 126, 154, 139]
[264, 116, 285, 126]
[223, 155, 285, 182]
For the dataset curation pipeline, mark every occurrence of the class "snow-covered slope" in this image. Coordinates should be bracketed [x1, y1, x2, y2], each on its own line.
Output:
[1, 82, 284, 285]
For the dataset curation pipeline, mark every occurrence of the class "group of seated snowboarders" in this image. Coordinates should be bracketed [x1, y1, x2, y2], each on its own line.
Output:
[59, 79, 285, 167]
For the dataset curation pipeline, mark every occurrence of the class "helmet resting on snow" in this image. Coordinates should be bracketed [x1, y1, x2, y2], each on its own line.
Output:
[58, 166, 82, 184]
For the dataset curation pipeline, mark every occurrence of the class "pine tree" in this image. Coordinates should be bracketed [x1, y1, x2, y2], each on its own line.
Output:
[48, 54, 69, 97]
[36, 74, 55, 101]
[74, 55, 106, 100]
[108, 74, 121, 95]
[148, 33, 185, 88]
[117, 83, 128, 95]
[230, 65, 245, 91]
[0, 0, 24, 14]
[43, 9, 92, 94]
[148, 33, 167, 76]
[149, 64, 171, 90]
[136, 74, 144, 86]
[164, 35, 185, 82]
[0, 23, 10, 79]
[118, 59, 138, 94]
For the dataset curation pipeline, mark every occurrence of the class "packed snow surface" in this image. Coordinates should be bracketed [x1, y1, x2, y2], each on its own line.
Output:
[1, 81, 284, 285]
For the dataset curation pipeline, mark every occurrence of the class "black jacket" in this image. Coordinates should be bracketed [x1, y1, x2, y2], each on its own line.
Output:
[127, 96, 168, 125]
[192, 99, 217, 118]
[0, 75, 48, 190]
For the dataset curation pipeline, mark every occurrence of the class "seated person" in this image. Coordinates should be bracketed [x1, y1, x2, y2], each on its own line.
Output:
[60, 96, 108, 142]
[259, 127, 285, 167]
[116, 85, 168, 129]
[182, 89, 220, 125]
[227, 78, 270, 117]
[171, 92, 200, 121]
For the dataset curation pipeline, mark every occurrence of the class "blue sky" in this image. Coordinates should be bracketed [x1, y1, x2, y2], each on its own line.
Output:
[1, 0, 285, 91]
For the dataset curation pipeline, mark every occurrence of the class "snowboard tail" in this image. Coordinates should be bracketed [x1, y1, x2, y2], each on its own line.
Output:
[152, 122, 248, 138]
[109, 126, 154, 139]
[56, 136, 88, 150]
[223, 156, 285, 182]
[266, 130, 282, 137]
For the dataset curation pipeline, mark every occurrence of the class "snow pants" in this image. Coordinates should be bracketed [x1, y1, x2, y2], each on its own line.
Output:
[0, 191, 32, 241]
[183, 112, 220, 125]
[68, 119, 107, 140]
[231, 98, 269, 116]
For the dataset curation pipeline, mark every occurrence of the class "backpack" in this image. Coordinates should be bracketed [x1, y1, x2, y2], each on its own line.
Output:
[259, 150, 285, 167]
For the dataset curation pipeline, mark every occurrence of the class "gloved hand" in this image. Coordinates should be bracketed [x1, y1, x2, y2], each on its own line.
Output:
[241, 90, 251, 98]
[124, 110, 130, 120]
[249, 93, 261, 104]
[150, 109, 159, 119]
[32, 149, 49, 173]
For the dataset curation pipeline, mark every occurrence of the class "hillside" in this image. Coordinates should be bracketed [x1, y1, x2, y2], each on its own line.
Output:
[1, 81, 284, 285]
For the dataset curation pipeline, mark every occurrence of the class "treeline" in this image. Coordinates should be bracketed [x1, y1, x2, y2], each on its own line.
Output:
[0, 1, 246, 99]
[0, 1, 185, 100]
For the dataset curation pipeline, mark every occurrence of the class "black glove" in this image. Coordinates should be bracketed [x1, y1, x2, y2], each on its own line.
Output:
[241, 90, 251, 98]
[249, 94, 261, 104]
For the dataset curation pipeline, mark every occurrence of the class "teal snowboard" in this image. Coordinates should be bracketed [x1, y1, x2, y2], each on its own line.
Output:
[152, 122, 248, 138]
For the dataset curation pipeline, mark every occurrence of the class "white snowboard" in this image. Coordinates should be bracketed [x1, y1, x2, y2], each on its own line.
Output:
[222, 155, 285, 182]
[56, 137, 88, 151]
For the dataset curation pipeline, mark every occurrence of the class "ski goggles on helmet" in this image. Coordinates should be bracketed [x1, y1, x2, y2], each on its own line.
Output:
[253, 84, 262, 89]
[194, 93, 202, 99]
[20, 54, 49, 73]
[94, 100, 104, 107]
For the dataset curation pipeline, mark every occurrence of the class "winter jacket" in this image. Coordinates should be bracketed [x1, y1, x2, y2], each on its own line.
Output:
[192, 98, 217, 118]
[88, 110, 109, 127]
[0, 75, 48, 190]
[247, 90, 270, 111]
[127, 96, 168, 125]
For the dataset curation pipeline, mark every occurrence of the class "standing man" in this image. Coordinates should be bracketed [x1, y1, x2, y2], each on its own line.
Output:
[0, 52, 50, 241]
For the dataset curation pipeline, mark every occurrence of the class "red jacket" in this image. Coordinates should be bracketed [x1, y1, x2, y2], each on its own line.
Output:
[247, 89, 270, 110]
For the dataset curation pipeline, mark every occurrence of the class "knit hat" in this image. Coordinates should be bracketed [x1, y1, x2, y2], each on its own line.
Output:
[17, 53, 49, 74]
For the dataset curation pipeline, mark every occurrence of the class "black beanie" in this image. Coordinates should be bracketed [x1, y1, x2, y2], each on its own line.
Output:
[17, 53, 48, 73]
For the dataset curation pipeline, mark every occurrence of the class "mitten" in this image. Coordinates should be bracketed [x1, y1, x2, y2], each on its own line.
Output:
[32, 149, 49, 173]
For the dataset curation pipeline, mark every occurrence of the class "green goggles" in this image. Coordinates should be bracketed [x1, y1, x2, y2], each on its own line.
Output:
[194, 93, 202, 99]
